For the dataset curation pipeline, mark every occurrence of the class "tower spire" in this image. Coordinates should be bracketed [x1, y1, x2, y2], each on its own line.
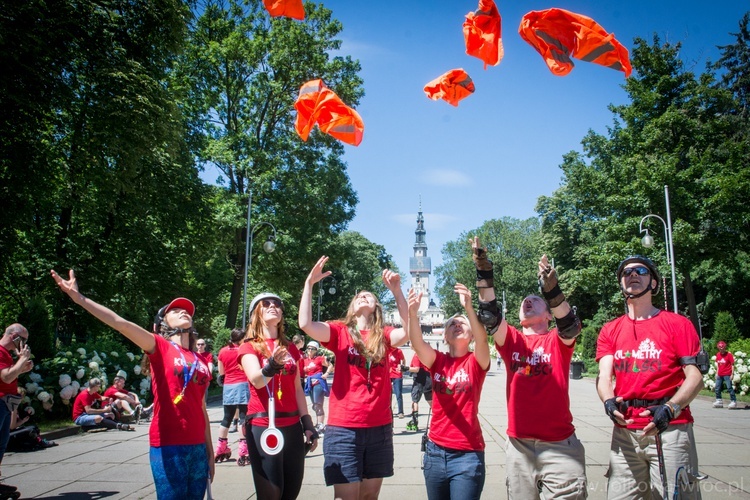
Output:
[409, 199, 431, 312]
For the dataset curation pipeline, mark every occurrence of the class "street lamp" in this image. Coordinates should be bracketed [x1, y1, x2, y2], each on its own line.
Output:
[240, 190, 279, 330]
[317, 277, 337, 322]
[638, 185, 678, 313]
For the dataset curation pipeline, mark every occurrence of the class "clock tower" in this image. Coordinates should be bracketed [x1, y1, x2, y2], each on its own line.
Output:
[409, 201, 431, 312]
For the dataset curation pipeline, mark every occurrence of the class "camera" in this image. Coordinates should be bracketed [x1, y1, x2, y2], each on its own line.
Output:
[420, 433, 428, 452]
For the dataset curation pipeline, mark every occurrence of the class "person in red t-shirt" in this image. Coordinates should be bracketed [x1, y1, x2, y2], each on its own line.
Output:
[0, 323, 34, 495]
[473, 237, 586, 499]
[596, 255, 703, 499]
[103, 372, 151, 421]
[301, 341, 331, 432]
[238, 292, 318, 499]
[51, 269, 214, 499]
[406, 351, 432, 431]
[214, 328, 250, 464]
[298, 255, 409, 499]
[387, 345, 406, 418]
[408, 282, 490, 500]
[72, 377, 128, 431]
[713, 341, 737, 409]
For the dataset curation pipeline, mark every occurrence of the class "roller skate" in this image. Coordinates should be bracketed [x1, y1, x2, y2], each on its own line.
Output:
[405, 411, 418, 431]
[237, 438, 249, 466]
[214, 437, 232, 462]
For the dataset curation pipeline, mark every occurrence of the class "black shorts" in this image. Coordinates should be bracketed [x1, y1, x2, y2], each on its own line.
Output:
[411, 376, 432, 403]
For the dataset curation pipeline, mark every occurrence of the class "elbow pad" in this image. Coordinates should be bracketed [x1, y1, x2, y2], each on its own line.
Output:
[477, 299, 501, 335]
[556, 309, 581, 339]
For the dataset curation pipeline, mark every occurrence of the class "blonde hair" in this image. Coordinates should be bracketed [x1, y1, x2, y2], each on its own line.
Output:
[244, 302, 289, 359]
[340, 291, 387, 364]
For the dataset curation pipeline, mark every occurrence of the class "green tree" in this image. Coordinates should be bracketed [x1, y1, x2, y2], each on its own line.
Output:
[173, 0, 363, 328]
[713, 311, 742, 345]
[434, 217, 543, 324]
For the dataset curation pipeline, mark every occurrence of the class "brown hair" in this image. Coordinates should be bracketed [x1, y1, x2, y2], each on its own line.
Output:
[244, 302, 289, 360]
[340, 291, 387, 364]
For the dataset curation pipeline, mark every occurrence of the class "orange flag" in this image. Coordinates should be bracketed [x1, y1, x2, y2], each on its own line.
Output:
[263, 0, 305, 20]
[424, 69, 475, 107]
[519, 8, 632, 77]
[463, 0, 503, 69]
[294, 79, 364, 147]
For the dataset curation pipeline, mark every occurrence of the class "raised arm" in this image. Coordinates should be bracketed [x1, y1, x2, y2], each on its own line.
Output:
[456, 283, 490, 370]
[298, 256, 332, 343]
[51, 269, 156, 353]
[537, 255, 581, 346]
[383, 269, 409, 347]
[471, 236, 508, 346]
[407, 289, 435, 368]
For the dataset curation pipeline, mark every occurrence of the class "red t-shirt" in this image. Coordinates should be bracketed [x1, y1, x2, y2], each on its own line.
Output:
[148, 335, 212, 447]
[218, 344, 246, 385]
[323, 322, 394, 428]
[0, 346, 18, 398]
[238, 339, 302, 427]
[716, 351, 734, 377]
[410, 352, 430, 384]
[596, 310, 701, 429]
[428, 351, 488, 451]
[301, 356, 326, 378]
[72, 389, 104, 420]
[388, 346, 405, 379]
[196, 351, 213, 368]
[498, 326, 575, 441]
[103, 385, 128, 400]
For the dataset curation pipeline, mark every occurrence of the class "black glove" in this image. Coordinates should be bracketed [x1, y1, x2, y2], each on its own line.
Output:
[538, 264, 564, 308]
[217, 374, 225, 386]
[400, 364, 409, 373]
[261, 357, 285, 377]
[604, 397, 625, 424]
[647, 404, 675, 433]
[473, 246, 494, 288]
[300, 414, 319, 454]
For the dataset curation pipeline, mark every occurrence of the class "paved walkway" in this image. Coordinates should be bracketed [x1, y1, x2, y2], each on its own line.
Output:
[5, 363, 750, 499]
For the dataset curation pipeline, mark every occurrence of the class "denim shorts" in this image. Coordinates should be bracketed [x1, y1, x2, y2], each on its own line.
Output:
[222, 382, 249, 405]
[323, 424, 394, 485]
[74, 414, 99, 427]
[423, 440, 485, 500]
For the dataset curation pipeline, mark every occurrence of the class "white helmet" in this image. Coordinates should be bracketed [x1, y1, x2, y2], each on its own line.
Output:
[307, 341, 320, 350]
[248, 292, 284, 316]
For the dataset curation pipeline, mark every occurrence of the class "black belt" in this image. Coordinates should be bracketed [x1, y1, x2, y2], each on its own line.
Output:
[621, 397, 669, 409]
[246, 410, 300, 419]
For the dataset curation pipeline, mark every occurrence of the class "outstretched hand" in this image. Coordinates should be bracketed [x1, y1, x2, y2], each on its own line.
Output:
[454, 283, 473, 312]
[50, 269, 80, 298]
[408, 288, 423, 314]
[306, 256, 332, 286]
[382, 269, 401, 291]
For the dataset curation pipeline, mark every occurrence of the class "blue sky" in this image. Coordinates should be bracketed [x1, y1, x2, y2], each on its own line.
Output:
[314, 0, 748, 295]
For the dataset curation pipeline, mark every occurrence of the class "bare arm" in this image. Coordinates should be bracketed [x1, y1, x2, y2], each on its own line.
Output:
[538, 255, 576, 347]
[51, 269, 156, 353]
[294, 372, 317, 452]
[383, 269, 409, 347]
[596, 354, 632, 426]
[456, 283, 490, 370]
[407, 289, 435, 368]
[471, 237, 509, 346]
[0, 345, 33, 384]
[298, 256, 332, 343]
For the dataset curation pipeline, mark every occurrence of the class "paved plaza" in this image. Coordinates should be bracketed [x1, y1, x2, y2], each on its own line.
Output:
[4, 358, 750, 499]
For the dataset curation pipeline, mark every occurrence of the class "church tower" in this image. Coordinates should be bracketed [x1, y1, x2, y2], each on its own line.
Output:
[409, 200, 431, 312]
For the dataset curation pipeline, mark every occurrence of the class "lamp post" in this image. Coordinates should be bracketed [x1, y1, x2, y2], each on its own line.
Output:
[240, 190, 278, 330]
[638, 185, 678, 313]
[317, 277, 337, 322]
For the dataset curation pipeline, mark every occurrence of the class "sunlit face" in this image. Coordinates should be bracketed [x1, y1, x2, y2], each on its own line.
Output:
[260, 299, 283, 326]
[306, 347, 319, 358]
[620, 264, 654, 296]
[518, 295, 551, 327]
[353, 291, 377, 314]
[444, 315, 473, 345]
[165, 308, 193, 330]
[114, 377, 126, 389]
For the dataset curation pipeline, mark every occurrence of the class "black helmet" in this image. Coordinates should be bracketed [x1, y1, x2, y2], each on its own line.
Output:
[617, 255, 661, 295]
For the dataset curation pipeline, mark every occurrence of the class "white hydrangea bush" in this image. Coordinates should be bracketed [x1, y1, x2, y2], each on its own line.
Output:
[703, 348, 750, 397]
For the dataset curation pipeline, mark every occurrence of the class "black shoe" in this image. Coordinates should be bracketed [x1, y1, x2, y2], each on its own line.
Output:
[0, 484, 17, 492]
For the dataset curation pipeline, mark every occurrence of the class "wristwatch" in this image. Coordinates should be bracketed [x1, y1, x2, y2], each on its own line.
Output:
[666, 401, 681, 417]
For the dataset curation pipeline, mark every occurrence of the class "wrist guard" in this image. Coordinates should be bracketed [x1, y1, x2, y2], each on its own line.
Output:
[217, 374, 225, 385]
[647, 404, 675, 433]
[473, 247, 494, 288]
[262, 357, 284, 378]
[538, 265, 565, 308]
[604, 397, 624, 424]
[477, 299, 501, 334]
[301, 414, 319, 440]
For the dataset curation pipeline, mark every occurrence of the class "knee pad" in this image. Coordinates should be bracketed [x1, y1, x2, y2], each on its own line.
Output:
[312, 403, 324, 417]
[477, 299, 501, 334]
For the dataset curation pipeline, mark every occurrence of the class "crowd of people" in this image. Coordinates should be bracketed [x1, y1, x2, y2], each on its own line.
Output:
[0, 242, 719, 499]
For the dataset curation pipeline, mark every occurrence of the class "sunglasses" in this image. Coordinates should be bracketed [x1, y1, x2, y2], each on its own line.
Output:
[622, 266, 650, 277]
[196, 343, 205, 346]
[261, 298, 283, 309]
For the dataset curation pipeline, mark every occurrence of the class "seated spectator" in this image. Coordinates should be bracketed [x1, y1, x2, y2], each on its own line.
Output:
[72, 378, 134, 432]
[103, 370, 152, 421]
[7, 406, 57, 452]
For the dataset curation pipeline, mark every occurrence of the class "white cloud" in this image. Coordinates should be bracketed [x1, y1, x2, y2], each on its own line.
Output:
[423, 169, 473, 187]
[393, 213, 459, 230]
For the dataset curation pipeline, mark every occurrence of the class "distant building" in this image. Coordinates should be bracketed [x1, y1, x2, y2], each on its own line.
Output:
[385, 201, 445, 333]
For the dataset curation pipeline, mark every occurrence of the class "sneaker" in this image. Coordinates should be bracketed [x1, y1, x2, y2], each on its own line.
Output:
[397, 413, 404, 419]
[713, 400, 723, 408]
[228, 421, 238, 433]
[728, 401, 737, 409]
[141, 405, 153, 419]
[315, 423, 325, 434]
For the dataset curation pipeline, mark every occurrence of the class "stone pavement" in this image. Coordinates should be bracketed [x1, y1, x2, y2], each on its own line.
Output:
[4, 362, 750, 499]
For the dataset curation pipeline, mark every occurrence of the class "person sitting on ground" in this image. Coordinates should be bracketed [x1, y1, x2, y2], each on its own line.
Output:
[72, 378, 134, 432]
[7, 405, 57, 452]
[103, 370, 152, 421]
